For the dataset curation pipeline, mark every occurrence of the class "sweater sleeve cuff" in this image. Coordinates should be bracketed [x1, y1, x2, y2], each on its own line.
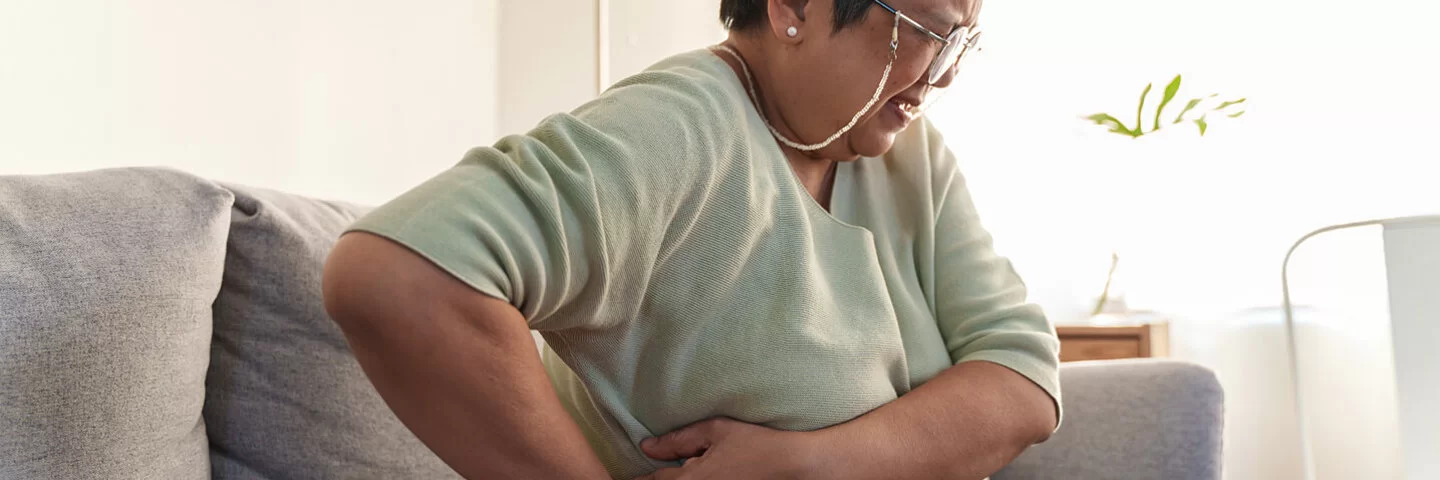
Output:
[957, 350, 1063, 432]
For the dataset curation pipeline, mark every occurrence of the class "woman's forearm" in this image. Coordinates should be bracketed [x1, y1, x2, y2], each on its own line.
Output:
[808, 361, 1057, 480]
[323, 233, 610, 479]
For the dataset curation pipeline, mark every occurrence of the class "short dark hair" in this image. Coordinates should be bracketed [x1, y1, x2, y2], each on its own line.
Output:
[720, 0, 873, 32]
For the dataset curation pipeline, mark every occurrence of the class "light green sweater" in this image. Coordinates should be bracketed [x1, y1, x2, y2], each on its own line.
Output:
[347, 48, 1060, 478]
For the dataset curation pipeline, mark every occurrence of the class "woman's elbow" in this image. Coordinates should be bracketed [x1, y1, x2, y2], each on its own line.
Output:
[1020, 383, 1059, 445]
[322, 232, 406, 334]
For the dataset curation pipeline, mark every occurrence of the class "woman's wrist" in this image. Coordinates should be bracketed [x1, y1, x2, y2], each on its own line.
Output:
[792, 427, 887, 480]
[791, 430, 834, 480]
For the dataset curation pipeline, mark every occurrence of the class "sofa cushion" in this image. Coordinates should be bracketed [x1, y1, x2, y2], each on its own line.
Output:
[995, 359, 1225, 480]
[205, 183, 460, 479]
[0, 167, 230, 479]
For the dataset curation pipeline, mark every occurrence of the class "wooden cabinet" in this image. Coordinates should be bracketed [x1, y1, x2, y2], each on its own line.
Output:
[1056, 324, 1169, 362]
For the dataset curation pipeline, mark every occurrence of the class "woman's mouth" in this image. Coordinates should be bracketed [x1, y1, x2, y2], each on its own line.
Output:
[884, 98, 918, 126]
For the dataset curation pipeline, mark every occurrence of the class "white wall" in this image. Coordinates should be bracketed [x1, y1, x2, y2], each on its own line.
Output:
[497, 0, 599, 135]
[495, 0, 724, 133]
[604, 0, 725, 85]
[0, 0, 499, 205]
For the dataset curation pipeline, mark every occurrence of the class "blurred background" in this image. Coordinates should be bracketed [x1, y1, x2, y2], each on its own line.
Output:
[2, 1, 1437, 478]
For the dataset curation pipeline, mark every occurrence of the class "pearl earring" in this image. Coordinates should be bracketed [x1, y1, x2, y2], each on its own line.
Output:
[786, 26, 798, 37]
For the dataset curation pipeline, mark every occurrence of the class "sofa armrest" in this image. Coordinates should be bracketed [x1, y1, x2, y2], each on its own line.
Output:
[995, 359, 1224, 480]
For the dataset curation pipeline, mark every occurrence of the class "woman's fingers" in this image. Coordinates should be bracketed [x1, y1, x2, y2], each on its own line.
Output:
[640, 417, 733, 460]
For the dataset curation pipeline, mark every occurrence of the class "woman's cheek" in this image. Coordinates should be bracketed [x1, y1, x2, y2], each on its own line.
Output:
[893, 54, 931, 90]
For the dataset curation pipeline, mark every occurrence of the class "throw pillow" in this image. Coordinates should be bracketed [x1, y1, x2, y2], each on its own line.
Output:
[205, 183, 460, 479]
[0, 167, 229, 479]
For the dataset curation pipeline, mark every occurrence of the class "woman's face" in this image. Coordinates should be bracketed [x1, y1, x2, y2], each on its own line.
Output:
[775, 0, 980, 160]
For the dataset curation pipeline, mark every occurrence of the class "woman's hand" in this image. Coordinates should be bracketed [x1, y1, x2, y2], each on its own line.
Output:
[635, 417, 819, 480]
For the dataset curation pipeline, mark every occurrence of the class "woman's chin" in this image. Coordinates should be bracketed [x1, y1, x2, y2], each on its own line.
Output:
[847, 128, 900, 159]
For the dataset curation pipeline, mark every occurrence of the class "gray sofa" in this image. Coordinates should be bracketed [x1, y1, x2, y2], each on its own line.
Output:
[0, 168, 1223, 479]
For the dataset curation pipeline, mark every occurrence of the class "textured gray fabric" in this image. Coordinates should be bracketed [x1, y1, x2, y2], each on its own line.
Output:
[996, 359, 1225, 480]
[0, 168, 229, 479]
[205, 183, 460, 479]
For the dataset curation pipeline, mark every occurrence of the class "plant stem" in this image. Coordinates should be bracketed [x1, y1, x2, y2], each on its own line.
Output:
[1092, 251, 1121, 316]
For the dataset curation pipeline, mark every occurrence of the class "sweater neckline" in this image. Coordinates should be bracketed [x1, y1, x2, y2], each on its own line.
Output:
[694, 48, 872, 235]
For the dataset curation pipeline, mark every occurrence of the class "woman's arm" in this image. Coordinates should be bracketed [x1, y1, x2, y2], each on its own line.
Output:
[322, 232, 610, 479]
[636, 361, 1053, 480]
[806, 360, 1056, 479]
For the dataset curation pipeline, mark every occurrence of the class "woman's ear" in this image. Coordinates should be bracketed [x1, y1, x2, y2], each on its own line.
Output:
[765, 0, 810, 43]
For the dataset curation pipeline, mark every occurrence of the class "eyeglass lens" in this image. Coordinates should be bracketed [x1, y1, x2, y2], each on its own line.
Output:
[928, 27, 976, 84]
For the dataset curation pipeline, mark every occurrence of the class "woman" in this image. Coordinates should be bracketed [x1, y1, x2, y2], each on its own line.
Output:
[322, 0, 1060, 478]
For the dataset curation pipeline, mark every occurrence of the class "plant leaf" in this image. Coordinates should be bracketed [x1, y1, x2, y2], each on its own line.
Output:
[1195, 115, 1209, 136]
[1214, 98, 1247, 110]
[1135, 83, 1153, 136]
[1153, 75, 1182, 131]
[1228, 110, 1247, 118]
[1086, 113, 1137, 136]
[1173, 97, 1205, 124]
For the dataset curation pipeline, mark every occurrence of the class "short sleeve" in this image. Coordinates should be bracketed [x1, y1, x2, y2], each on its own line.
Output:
[925, 125, 1063, 424]
[345, 129, 605, 331]
[345, 60, 745, 332]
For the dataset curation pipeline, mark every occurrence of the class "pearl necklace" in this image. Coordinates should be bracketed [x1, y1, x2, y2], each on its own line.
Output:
[710, 17, 899, 152]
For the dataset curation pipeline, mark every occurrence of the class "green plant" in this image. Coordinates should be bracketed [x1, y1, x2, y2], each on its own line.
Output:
[1085, 74, 1246, 138]
[1081, 75, 1246, 317]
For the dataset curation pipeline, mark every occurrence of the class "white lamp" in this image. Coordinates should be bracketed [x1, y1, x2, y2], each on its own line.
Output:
[1282, 215, 1440, 480]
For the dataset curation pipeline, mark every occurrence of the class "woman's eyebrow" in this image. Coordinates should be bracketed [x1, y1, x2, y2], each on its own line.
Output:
[918, 10, 967, 33]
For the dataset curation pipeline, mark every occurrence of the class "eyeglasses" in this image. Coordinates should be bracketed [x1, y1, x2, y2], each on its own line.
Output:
[871, 0, 982, 85]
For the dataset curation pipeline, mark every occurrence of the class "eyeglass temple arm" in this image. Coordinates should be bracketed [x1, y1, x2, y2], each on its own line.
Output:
[871, 0, 951, 44]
